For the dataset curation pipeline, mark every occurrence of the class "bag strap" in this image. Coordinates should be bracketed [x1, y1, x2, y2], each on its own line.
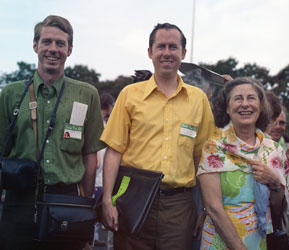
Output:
[33, 80, 66, 207]
[0, 78, 33, 161]
[36, 80, 66, 168]
[29, 83, 39, 159]
[270, 190, 287, 232]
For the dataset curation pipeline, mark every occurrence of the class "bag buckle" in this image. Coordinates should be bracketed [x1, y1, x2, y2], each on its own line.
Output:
[13, 109, 19, 116]
[29, 101, 37, 110]
[61, 221, 68, 231]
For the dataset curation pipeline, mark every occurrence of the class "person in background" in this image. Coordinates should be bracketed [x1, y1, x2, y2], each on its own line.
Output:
[93, 93, 115, 248]
[0, 15, 105, 250]
[267, 110, 287, 151]
[197, 77, 289, 249]
[265, 91, 288, 161]
[101, 22, 215, 250]
[265, 91, 282, 122]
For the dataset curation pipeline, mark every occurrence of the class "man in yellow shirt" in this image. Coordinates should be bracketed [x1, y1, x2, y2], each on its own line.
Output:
[100, 23, 215, 250]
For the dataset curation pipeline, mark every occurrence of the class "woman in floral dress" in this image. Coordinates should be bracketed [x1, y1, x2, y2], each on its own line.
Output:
[197, 77, 289, 250]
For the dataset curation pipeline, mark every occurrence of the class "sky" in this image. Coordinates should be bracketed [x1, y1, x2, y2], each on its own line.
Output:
[0, 0, 288, 81]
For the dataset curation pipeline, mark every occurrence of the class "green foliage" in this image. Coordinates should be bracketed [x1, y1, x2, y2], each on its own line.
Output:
[0, 62, 134, 98]
[64, 65, 100, 86]
[200, 57, 239, 77]
[1, 59, 288, 109]
[97, 75, 134, 99]
[269, 64, 289, 107]
[0, 61, 36, 84]
[235, 63, 270, 83]
[200, 58, 289, 107]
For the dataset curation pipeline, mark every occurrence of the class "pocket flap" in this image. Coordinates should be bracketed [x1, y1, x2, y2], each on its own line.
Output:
[48, 206, 96, 224]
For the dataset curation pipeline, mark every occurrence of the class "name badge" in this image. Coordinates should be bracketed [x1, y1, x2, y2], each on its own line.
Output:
[180, 123, 197, 139]
[64, 123, 82, 140]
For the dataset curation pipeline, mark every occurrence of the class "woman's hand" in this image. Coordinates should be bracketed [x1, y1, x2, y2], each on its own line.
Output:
[250, 160, 281, 189]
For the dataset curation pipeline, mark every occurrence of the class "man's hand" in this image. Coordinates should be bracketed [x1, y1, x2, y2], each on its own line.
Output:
[102, 198, 119, 231]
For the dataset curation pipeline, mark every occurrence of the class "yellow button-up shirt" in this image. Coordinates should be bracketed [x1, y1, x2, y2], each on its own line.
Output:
[101, 75, 215, 187]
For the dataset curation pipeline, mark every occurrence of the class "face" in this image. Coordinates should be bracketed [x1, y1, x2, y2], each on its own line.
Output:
[268, 111, 286, 142]
[33, 26, 72, 77]
[148, 28, 186, 79]
[226, 84, 261, 130]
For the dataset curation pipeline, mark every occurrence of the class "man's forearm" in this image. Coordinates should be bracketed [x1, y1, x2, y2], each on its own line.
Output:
[103, 147, 121, 203]
[81, 152, 97, 197]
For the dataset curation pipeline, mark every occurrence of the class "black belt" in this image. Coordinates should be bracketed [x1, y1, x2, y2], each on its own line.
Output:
[159, 187, 193, 196]
[44, 183, 78, 195]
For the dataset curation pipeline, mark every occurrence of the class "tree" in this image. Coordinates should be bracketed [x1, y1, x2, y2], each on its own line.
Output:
[0, 62, 101, 87]
[269, 64, 289, 107]
[64, 65, 101, 87]
[199, 57, 239, 78]
[0, 61, 36, 84]
[97, 75, 133, 98]
[235, 63, 270, 83]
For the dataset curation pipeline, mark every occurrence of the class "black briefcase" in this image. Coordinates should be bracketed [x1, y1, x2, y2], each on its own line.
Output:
[98, 166, 164, 235]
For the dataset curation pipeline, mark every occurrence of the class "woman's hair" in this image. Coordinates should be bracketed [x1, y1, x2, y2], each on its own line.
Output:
[213, 77, 271, 131]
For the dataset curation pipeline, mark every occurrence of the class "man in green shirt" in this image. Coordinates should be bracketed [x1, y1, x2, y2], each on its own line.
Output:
[0, 15, 105, 250]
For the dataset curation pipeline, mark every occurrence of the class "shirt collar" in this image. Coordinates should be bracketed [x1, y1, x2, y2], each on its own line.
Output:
[143, 74, 188, 100]
[34, 71, 65, 98]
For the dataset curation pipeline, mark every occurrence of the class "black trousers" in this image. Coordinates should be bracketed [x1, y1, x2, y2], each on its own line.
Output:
[0, 184, 84, 250]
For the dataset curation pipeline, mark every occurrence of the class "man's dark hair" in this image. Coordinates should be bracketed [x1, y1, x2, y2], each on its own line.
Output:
[149, 23, 186, 51]
[100, 93, 115, 110]
[265, 91, 282, 121]
[34, 15, 73, 46]
[213, 77, 270, 132]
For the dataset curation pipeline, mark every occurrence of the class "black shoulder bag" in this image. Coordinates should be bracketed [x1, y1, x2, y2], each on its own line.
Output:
[0, 78, 37, 193]
[266, 191, 288, 250]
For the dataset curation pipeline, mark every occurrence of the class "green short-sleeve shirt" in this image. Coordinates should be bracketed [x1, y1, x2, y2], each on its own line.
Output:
[0, 71, 105, 185]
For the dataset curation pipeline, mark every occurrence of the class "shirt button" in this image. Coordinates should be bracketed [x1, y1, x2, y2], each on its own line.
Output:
[46, 140, 49, 143]
[47, 179, 50, 183]
[164, 156, 168, 160]
[46, 160, 50, 163]
[165, 137, 168, 141]
[166, 118, 169, 122]
[46, 120, 50, 124]
[47, 100, 50, 104]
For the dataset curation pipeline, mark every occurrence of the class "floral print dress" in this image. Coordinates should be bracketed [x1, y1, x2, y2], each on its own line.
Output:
[197, 122, 289, 250]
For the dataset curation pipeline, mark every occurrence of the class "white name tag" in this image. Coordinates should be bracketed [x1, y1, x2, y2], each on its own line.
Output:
[64, 124, 82, 140]
[180, 123, 197, 139]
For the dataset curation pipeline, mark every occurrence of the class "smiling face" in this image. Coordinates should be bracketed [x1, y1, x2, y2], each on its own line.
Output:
[148, 28, 186, 79]
[226, 84, 261, 131]
[33, 26, 72, 80]
[268, 111, 287, 142]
